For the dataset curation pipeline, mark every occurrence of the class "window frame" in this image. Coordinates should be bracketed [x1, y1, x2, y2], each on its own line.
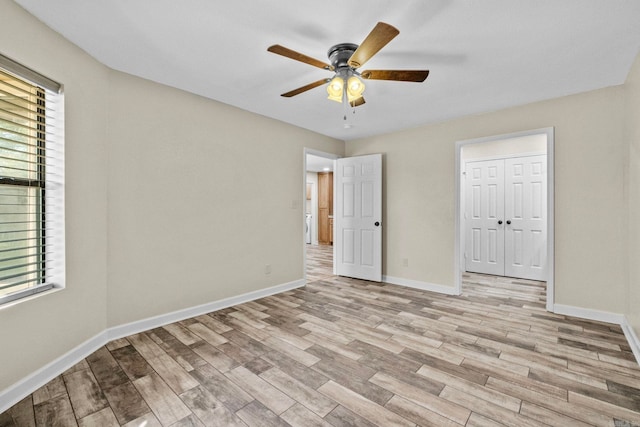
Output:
[0, 54, 64, 306]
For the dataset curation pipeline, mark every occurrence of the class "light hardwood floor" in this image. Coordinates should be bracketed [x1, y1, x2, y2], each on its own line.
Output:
[1, 244, 639, 426]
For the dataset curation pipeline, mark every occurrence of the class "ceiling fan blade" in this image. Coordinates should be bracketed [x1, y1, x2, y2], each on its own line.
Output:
[268, 44, 333, 70]
[281, 79, 330, 97]
[348, 22, 400, 68]
[360, 69, 429, 82]
[349, 97, 365, 107]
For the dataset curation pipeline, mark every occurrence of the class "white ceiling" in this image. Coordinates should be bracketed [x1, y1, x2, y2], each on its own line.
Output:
[14, 0, 640, 141]
[306, 154, 334, 173]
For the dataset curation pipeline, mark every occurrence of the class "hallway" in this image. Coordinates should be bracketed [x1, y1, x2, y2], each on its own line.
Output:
[306, 244, 334, 283]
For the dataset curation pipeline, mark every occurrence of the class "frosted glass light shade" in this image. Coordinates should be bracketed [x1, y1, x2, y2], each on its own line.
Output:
[327, 76, 344, 102]
[347, 76, 365, 100]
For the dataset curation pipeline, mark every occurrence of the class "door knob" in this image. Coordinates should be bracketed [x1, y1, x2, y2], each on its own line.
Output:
[498, 220, 503, 225]
[374, 221, 380, 227]
[506, 220, 511, 225]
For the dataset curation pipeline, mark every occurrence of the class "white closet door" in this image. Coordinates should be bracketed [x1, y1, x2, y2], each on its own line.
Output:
[464, 155, 547, 281]
[504, 155, 547, 280]
[464, 159, 505, 276]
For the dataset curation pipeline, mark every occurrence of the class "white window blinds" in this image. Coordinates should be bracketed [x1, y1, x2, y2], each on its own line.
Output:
[0, 54, 64, 305]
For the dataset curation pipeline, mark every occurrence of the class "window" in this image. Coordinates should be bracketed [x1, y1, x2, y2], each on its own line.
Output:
[0, 54, 64, 305]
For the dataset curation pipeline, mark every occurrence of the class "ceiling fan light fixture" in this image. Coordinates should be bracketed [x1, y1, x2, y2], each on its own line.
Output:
[346, 75, 365, 101]
[327, 76, 344, 102]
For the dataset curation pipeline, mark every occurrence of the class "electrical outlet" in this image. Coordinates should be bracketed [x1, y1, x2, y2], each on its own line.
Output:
[264, 264, 272, 275]
[402, 258, 409, 267]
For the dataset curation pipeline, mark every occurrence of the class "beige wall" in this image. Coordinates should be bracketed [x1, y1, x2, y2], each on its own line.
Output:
[106, 71, 342, 326]
[346, 83, 628, 314]
[626, 53, 640, 335]
[0, 0, 343, 395]
[0, 0, 110, 390]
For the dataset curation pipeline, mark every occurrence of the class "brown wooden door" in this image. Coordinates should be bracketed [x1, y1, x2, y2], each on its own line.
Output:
[318, 172, 333, 244]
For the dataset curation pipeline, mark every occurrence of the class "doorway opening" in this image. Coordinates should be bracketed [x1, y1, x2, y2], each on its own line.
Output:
[304, 149, 338, 283]
[454, 128, 555, 311]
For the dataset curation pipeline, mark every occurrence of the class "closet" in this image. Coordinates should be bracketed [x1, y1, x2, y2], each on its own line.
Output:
[464, 155, 547, 281]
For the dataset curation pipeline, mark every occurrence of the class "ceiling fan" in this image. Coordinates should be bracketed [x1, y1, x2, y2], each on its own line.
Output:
[267, 22, 429, 108]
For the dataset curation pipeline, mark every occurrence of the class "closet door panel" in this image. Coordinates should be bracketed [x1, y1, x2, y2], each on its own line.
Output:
[464, 159, 505, 276]
[504, 155, 547, 280]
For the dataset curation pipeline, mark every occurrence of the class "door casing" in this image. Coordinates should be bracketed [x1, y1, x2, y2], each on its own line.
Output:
[455, 128, 555, 311]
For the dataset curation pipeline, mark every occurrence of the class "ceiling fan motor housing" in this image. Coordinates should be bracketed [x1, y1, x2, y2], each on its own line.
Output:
[328, 43, 359, 72]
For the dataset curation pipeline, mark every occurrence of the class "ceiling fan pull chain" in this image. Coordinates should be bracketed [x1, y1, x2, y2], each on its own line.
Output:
[342, 85, 349, 121]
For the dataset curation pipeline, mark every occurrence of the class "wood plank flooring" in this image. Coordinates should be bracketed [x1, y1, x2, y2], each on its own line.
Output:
[2, 243, 639, 426]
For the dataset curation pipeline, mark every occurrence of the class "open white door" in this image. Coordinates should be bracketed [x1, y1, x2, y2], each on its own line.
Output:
[335, 154, 382, 282]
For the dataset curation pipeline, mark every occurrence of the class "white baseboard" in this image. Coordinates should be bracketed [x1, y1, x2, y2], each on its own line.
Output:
[553, 304, 640, 366]
[552, 303, 625, 325]
[382, 275, 459, 295]
[0, 279, 305, 414]
[0, 331, 109, 414]
[108, 279, 305, 341]
[621, 316, 640, 365]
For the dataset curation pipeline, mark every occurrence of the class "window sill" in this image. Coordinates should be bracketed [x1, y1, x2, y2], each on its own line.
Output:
[0, 285, 64, 310]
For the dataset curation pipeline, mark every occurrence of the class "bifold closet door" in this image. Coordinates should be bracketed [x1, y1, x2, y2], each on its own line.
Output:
[504, 155, 547, 281]
[465, 155, 547, 281]
[465, 159, 505, 276]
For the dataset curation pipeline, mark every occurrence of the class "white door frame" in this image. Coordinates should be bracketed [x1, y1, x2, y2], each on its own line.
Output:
[303, 148, 340, 279]
[454, 128, 555, 311]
